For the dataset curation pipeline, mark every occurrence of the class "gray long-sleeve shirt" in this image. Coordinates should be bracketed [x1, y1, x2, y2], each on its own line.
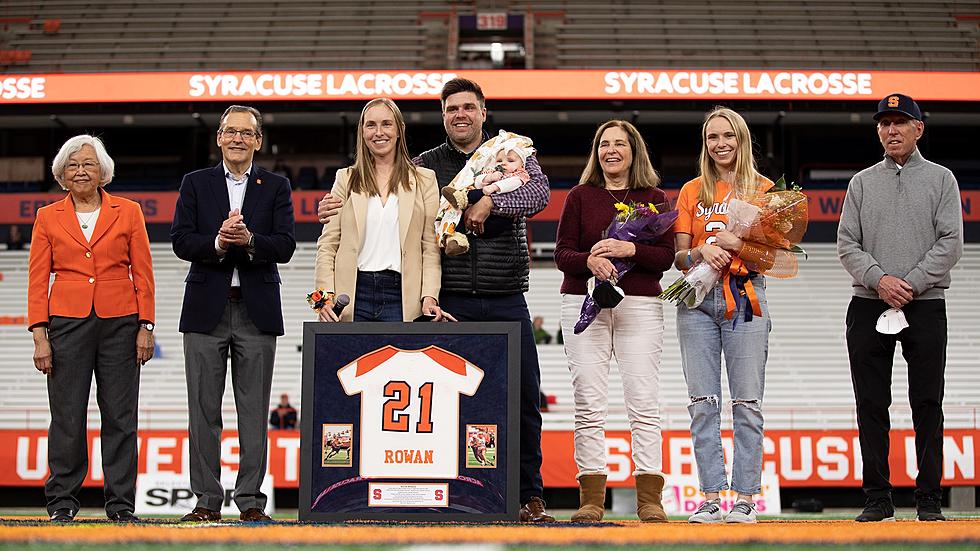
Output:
[837, 148, 963, 300]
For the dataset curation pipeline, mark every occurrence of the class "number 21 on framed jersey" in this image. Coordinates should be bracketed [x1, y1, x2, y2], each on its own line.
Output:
[337, 345, 484, 479]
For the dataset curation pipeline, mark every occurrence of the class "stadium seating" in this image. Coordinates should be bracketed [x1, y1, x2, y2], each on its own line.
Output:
[1, 242, 977, 433]
[1, 0, 976, 72]
[534, 0, 980, 70]
[0, 0, 442, 72]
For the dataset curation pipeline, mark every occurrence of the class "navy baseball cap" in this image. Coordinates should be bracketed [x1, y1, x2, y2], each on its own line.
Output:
[874, 93, 922, 121]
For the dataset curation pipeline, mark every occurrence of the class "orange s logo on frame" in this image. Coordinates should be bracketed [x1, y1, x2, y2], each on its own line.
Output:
[887, 95, 900, 107]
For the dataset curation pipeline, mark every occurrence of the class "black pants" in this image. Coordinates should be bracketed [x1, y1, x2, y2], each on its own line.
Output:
[439, 292, 544, 504]
[845, 297, 946, 500]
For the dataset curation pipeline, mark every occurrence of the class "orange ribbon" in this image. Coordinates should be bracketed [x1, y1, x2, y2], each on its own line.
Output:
[723, 257, 762, 321]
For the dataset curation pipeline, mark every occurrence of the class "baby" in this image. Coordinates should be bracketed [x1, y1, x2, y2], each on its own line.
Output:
[435, 130, 535, 256]
[442, 147, 531, 211]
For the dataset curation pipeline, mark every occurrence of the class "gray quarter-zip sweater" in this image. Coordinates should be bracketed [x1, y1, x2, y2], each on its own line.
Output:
[837, 148, 963, 300]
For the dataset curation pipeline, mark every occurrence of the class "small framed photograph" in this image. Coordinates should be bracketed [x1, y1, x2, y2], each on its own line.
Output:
[465, 424, 497, 468]
[321, 424, 353, 468]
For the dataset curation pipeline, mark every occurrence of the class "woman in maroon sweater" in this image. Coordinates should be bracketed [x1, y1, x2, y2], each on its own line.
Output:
[555, 120, 675, 523]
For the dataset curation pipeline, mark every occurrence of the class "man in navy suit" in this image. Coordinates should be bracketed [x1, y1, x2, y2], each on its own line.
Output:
[171, 105, 295, 522]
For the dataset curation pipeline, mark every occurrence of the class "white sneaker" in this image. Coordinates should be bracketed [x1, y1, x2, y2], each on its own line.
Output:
[726, 500, 758, 523]
[688, 498, 724, 523]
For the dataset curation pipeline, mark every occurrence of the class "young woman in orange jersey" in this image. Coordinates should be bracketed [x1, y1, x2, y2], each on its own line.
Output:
[673, 107, 773, 524]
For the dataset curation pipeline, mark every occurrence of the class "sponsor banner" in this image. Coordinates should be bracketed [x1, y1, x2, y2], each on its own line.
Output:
[134, 472, 274, 516]
[0, 429, 303, 488]
[3, 189, 979, 224]
[0, 190, 324, 225]
[2, 70, 980, 104]
[526, 189, 979, 224]
[664, 473, 780, 515]
[1, 428, 975, 488]
[540, 429, 978, 488]
[806, 189, 976, 223]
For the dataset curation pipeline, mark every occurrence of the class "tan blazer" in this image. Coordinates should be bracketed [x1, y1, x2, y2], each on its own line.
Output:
[314, 166, 441, 321]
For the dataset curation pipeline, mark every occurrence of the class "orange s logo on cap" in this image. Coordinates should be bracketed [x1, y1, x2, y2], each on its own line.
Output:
[887, 96, 900, 108]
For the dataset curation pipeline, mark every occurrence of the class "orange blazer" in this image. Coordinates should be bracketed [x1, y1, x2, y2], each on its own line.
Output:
[28, 189, 155, 329]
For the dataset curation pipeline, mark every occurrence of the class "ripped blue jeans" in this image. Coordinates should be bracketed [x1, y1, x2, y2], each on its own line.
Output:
[676, 276, 770, 495]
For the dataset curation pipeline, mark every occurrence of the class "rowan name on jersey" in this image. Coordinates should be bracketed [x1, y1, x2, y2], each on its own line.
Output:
[385, 449, 435, 464]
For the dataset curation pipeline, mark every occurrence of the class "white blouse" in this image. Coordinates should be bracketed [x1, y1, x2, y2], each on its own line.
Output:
[76, 208, 101, 242]
[357, 194, 402, 273]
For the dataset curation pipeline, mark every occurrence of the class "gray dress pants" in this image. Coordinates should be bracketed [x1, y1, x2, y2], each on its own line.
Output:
[46, 310, 140, 516]
[183, 298, 276, 512]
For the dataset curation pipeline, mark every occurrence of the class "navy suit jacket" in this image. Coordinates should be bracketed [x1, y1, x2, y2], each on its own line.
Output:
[171, 164, 296, 335]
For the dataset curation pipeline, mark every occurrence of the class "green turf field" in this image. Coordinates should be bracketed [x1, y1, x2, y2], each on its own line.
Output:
[465, 446, 497, 467]
[323, 449, 353, 466]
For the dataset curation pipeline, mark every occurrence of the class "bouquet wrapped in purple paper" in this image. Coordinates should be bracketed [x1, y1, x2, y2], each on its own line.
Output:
[573, 201, 678, 334]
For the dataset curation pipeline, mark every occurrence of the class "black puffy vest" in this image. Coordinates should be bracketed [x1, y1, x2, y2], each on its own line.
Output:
[414, 139, 530, 295]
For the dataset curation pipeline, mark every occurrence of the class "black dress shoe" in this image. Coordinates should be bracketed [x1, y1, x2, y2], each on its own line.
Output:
[180, 507, 221, 522]
[108, 510, 141, 522]
[240, 507, 272, 522]
[50, 508, 75, 522]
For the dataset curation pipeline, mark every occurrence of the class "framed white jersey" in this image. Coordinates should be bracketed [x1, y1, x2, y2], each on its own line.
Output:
[299, 322, 521, 522]
[337, 345, 484, 479]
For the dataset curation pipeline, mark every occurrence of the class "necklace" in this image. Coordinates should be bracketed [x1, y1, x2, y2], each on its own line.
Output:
[77, 208, 99, 230]
[606, 186, 630, 205]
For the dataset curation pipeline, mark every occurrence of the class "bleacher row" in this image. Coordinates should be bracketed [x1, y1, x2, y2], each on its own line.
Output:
[0, 242, 977, 433]
[533, 0, 979, 71]
[0, 0, 443, 71]
[1, 0, 976, 72]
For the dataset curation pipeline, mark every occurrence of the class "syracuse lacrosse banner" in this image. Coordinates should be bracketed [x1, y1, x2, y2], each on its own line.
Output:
[0, 428, 975, 488]
[2, 190, 979, 225]
[2, 69, 980, 104]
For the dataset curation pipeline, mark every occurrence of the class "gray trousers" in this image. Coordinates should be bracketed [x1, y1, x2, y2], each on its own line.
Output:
[183, 298, 276, 512]
[46, 311, 140, 516]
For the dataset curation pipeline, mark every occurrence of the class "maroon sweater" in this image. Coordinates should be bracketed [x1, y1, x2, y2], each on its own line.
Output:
[554, 185, 676, 296]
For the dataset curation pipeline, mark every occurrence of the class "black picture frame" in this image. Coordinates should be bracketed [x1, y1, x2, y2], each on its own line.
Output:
[298, 321, 522, 522]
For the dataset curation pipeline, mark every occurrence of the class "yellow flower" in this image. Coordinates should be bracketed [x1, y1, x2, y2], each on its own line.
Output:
[614, 202, 630, 213]
[647, 203, 659, 214]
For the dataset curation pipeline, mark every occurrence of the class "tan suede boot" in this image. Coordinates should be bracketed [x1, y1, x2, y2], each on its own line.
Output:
[635, 473, 668, 522]
[570, 474, 607, 522]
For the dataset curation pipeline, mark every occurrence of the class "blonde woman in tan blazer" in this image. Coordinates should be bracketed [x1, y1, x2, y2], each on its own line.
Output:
[315, 98, 449, 322]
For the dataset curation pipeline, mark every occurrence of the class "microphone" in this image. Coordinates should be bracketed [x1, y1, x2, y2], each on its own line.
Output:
[332, 294, 350, 317]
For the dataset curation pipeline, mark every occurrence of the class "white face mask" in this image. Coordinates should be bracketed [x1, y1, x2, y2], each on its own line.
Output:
[876, 307, 909, 335]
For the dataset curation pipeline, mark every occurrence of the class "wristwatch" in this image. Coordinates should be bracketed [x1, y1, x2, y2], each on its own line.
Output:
[140, 322, 154, 331]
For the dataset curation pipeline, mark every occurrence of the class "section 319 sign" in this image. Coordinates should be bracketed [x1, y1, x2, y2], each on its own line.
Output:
[299, 322, 521, 522]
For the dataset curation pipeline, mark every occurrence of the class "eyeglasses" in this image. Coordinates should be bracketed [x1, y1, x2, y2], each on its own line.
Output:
[66, 161, 100, 173]
[220, 128, 260, 140]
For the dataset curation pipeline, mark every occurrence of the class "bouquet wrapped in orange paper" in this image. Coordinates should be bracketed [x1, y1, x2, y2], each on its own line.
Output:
[725, 186, 808, 277]
[661, 177, 808, 319]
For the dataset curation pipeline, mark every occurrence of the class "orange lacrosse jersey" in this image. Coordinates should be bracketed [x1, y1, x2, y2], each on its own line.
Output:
[674, 176, 773, 247]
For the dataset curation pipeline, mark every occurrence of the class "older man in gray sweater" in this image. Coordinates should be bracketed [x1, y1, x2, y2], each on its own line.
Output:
[838, 93, 963, 523]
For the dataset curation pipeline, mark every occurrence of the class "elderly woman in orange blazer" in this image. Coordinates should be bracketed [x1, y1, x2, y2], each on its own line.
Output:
[315, 98, 447, 322]
[28, 135, 155, 523]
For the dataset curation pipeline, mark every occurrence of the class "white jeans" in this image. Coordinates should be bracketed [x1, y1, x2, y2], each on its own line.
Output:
[560, 294, 665, 477]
